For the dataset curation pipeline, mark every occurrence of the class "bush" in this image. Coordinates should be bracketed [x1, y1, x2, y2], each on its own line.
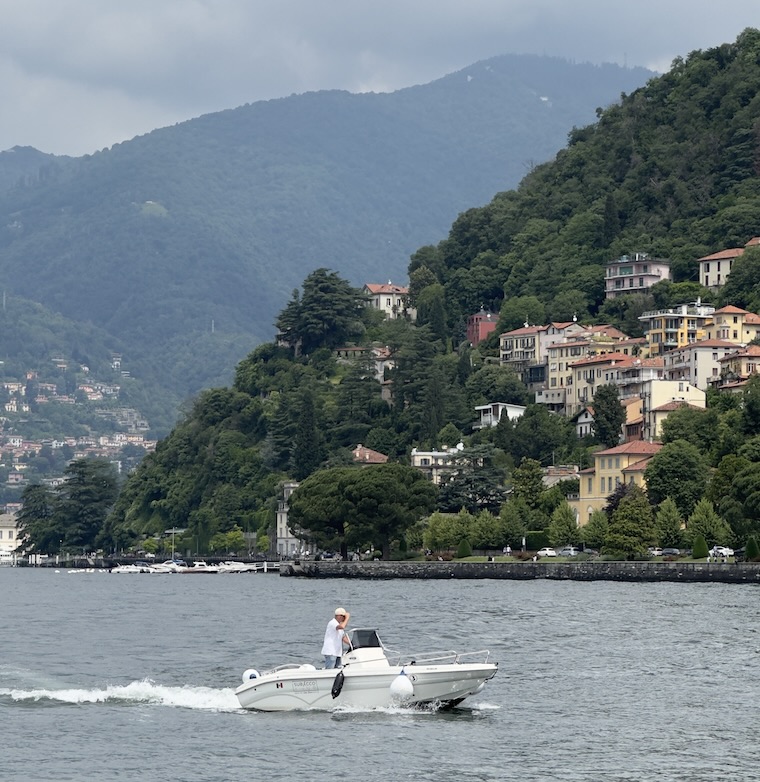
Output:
[456, 538, 473, 558]
[525, 530, 549, 550]
[746, 536, 760, 562]
[692, 534, 709, 559]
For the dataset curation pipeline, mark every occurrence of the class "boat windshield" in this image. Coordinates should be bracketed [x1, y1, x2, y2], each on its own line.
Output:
[348, 628, 382, 649]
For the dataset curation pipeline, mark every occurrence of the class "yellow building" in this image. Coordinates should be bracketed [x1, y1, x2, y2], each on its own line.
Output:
[638, 301, 715, 357]
[711, 344, 760, 392]
[570, 441, 662, 524]
[702, 305, 760, 344]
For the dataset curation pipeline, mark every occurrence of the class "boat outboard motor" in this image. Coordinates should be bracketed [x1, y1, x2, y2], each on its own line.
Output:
[331, 670, 345, 699]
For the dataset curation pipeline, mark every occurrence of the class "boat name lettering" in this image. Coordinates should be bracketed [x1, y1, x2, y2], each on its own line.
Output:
[292, 679, 319, 693]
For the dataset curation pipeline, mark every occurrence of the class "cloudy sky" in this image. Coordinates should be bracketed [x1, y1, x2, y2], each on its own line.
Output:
[1, 0, 756, 156]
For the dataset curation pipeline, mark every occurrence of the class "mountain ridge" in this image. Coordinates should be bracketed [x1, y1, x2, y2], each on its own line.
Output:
[0, 54, 653, 428]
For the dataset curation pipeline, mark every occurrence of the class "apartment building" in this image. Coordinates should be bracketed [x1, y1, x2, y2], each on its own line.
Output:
[604, 252, 670, 299]
[662, 339, 737, 389]
[638, 301, 715, 357]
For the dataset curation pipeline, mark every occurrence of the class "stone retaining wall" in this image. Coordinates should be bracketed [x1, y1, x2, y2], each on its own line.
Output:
[280, 560, 760, 583]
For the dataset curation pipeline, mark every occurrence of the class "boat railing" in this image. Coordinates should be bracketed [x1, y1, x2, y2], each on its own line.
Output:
[394, 649, 492, 666]
[261, 663, 308, 676]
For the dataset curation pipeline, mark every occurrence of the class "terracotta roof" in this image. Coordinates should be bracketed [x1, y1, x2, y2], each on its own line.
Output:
[650, 401, 703, 413]
[364, 283, 408, 295]
[622, 397, 642, 408]
[683, 338, 738, 348]
[618, 356, 665, 368]
[501, 324, 548, 337]
[569, 351, 629, 367]
[622, 457, 655, 472]
[595, 441, 663, 456]
[352, 444, 389, 464]
[714, 305, 750, 314]
[720, 345, 760, 359]
[697, 248, 744, 262]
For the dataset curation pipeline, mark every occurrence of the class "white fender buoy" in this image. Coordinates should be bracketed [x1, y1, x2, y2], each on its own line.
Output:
[242, 668, 260, 683]
[390, 670, 414, 701]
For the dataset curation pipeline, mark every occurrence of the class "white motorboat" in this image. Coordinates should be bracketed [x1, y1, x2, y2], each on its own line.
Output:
[185, 560, 219, 573]
[235, 628, 497, 712]
[110, 564, 145, 574]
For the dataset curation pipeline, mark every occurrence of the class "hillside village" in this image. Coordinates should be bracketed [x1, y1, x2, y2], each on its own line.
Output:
[270, 241, 760, 555]
[0, 351, 156, 501]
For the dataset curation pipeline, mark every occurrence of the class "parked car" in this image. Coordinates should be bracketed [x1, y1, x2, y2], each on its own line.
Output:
[710, 545, 734, 557]
[536, 547, 557, 557]
[661, 548, 681, 557]
[558, 547, 580, 557]
[648, 547, 663, 557]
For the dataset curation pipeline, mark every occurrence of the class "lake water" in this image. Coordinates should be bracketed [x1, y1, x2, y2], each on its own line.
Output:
[2, 569, 759, 782]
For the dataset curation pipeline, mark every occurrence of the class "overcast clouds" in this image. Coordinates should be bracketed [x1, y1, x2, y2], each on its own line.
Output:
[1, 0, 756, 156]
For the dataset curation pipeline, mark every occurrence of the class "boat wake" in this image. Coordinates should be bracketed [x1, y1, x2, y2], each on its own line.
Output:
[0, 679, 241, 711]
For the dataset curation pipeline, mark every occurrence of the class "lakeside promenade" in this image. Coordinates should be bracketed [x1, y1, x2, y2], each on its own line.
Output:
[280, 559, 760, 583]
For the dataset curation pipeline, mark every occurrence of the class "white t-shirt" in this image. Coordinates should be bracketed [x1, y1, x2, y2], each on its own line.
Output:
[321, 617, 344, 656]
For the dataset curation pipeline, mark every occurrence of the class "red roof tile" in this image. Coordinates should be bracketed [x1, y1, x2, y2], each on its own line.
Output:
[595, 441, 663, 456]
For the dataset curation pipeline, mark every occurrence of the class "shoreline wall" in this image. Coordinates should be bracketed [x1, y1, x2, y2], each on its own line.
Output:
[280, 560, 760, 584]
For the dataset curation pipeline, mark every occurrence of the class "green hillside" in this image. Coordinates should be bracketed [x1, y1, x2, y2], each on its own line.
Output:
[422, 29, 760, 328]
[93, 29, 760, 559]
[0, 55, 651, 413]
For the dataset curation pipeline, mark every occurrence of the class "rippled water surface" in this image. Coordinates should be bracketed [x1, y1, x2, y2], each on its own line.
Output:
[2, 569, 759, 781]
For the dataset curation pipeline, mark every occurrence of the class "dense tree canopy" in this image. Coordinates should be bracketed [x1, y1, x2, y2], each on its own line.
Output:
[288, 464, 437, 559]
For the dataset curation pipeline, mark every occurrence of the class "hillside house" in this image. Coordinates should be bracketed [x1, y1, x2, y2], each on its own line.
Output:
[352, 444, 388, 464]
[569, 441, 662, 523]
[702, 305, 760, 344]
[363, 282, 415, 320]
[410, 442, 465, 485]
[474, 402, 526, 429]
[640, 379, 705, 440]
[698, 237, 760, 289]
[604, 252, 671, 299]
[710, 344, 760, 392]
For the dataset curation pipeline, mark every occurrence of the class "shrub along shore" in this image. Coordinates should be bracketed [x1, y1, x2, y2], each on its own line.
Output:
[280, 560, 760, 583]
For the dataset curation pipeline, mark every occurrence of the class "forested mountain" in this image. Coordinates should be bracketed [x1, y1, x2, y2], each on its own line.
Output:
[89, 29, 760, 560]
[0, 146, 72, 193]
[0, 55, 651, 422]
[420, 29, 760, 333]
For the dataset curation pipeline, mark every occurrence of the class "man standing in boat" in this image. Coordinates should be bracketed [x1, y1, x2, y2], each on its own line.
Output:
[322, 607, 350, 668]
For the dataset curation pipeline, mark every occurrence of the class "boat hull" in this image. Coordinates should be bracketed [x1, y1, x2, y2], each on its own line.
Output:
[235, 662, 497, 712]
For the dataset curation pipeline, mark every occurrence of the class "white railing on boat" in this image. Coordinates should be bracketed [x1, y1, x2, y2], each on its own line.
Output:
[382, 648, 491, 666]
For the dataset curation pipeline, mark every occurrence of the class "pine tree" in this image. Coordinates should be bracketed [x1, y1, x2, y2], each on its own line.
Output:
[655, 497, 683, 548]
[547, 501, 580, 547]
[582, 509, 609, 550]
[291, 389, 326, 480]
[686, 498, 732, 549]
[605, 484, 655, 558]
[591, 384, 625, 447]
